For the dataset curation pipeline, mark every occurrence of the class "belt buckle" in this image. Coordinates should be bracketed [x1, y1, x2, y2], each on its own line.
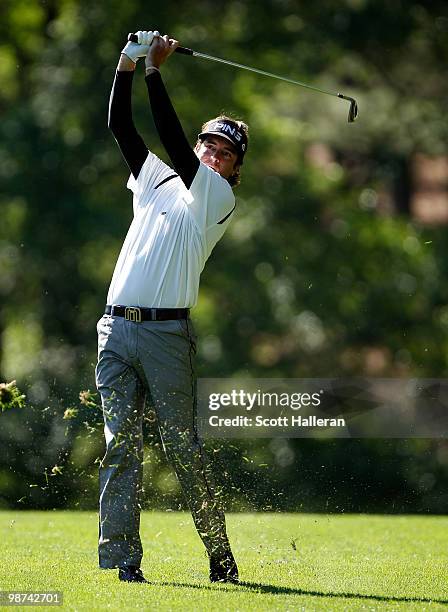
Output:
[125, 307, 142, 323]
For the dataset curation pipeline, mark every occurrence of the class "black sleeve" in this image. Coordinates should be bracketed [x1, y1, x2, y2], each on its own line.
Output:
[108, 70, 149, 180]
[145, 69, 200, 189]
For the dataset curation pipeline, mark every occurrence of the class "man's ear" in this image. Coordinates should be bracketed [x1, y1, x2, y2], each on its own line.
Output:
[228, 163, 241, 187]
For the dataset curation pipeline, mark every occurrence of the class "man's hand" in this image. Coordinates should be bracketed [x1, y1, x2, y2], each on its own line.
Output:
[145, 34, 179, 71]
[121, 30, 157, 64]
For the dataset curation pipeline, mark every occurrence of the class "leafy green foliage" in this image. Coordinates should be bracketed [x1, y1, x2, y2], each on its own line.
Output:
[0, 380, 26, 412]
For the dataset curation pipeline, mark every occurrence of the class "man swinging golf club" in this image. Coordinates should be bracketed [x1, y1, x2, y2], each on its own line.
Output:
[96, 30, 248, 583]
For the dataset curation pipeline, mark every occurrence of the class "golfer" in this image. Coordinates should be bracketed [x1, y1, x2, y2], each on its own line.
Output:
[96, 30, 248, 584]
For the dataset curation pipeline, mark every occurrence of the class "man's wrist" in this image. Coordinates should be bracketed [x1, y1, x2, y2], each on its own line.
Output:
[118, 53, 137, 71]
[145, 65, 160, 75]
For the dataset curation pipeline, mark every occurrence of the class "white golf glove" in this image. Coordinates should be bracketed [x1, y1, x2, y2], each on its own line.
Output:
[121, 30, 159, 63]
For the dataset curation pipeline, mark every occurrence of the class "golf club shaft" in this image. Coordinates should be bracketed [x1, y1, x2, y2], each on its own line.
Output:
[128, 33, 340, 98]
[127, 33, 358, 121]
[196, 52, 349, 100]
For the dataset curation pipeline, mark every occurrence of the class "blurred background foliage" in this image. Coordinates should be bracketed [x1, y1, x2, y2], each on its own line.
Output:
[1, 0, 448, 512]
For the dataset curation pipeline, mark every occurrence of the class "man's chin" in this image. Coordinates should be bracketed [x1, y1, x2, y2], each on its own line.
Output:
[202, 161, 226, 178]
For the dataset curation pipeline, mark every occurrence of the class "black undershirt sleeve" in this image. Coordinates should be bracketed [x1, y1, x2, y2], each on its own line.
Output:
[108, 68, 200, 188]
[145, 70, 200, 190]
[108, 70, 148, 180]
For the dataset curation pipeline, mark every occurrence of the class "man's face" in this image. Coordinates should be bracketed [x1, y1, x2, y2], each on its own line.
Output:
[195, 135, 239, 180]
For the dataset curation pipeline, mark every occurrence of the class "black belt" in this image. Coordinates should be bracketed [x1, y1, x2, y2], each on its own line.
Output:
[105, 304, 189, 322]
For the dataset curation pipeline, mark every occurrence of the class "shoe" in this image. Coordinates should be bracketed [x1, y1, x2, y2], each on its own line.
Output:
[209, 552, 239, 583]
[118, 566, 148, 583]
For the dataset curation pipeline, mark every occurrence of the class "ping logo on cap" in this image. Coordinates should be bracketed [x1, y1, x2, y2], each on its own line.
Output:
[214, 121, 243, 142]
[199, 118, 248, 159]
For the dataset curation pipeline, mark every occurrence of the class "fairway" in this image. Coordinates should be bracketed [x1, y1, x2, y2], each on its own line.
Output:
[1, 512, 447, 610]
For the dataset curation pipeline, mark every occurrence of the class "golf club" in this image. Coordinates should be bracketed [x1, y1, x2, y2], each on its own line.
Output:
[128, 33, 358, 123]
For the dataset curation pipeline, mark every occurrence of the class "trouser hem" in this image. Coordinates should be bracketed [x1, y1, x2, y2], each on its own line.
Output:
[99, 559, 142, 569]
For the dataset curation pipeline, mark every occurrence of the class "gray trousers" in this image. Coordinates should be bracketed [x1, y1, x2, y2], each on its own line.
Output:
[95, 314, 232, 569]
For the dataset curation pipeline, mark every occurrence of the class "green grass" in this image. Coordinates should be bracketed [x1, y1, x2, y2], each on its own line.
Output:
[1, 511, 447, 611]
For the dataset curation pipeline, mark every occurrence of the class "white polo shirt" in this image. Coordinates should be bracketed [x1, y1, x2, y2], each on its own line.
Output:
[107, 151, 236, 308]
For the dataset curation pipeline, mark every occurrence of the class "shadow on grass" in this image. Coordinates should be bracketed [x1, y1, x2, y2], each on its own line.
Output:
[154, 581, 448, 605]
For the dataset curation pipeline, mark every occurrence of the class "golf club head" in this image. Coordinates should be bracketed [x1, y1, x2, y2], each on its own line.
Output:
[348, 98, 358, 123]
[338, 94, 358, 123]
